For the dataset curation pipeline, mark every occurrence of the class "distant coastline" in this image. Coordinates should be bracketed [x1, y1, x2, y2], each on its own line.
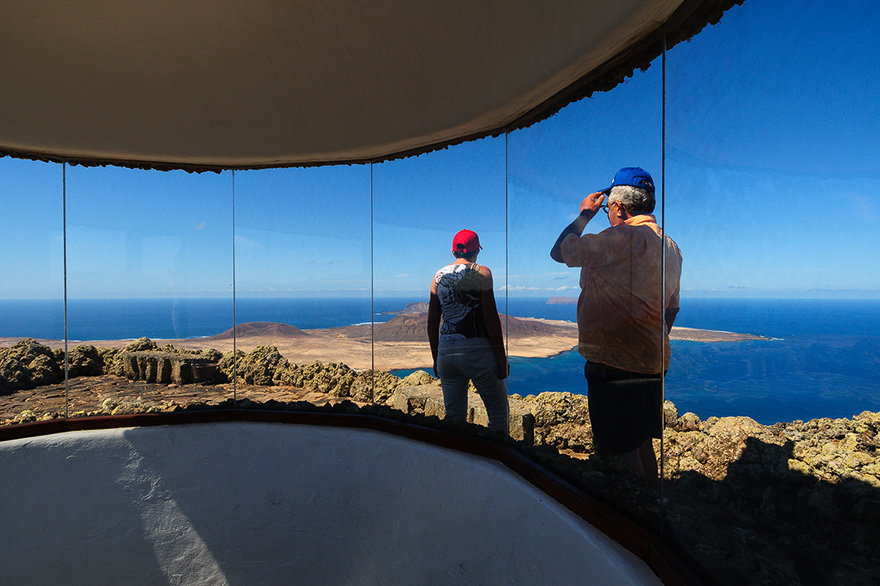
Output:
[0, 314, 772, 372]
[546, 296, 577, 305]
[671, 326, 773, 343]
[4, 297, 876, 426]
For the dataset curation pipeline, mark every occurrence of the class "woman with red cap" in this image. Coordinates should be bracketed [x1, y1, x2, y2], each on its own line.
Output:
[427, 229, 509, 434]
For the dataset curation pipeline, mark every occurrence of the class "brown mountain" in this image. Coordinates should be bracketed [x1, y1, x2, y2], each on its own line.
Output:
[400, 301, 429, 314]
[378, 301, 430, 316]
[204, 322, 309, 340]
[372, 314, 428, 342]
[364, 312, 565, 342]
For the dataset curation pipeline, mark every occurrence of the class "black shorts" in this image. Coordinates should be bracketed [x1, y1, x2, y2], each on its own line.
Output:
[584, 361, 663, 454]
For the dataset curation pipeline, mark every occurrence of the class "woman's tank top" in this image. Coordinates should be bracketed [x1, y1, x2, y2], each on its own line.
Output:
[434, 263, 487, 339]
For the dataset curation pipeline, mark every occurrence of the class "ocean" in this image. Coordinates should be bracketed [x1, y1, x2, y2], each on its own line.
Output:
[1, 297, 878, 426]
[504, 298, 880, 425]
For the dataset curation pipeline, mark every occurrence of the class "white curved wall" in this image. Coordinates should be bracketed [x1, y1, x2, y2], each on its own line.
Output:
[0, 422, 662, 585]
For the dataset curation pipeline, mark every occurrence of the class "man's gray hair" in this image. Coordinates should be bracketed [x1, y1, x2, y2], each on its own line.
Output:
[608, 185, 655, 214]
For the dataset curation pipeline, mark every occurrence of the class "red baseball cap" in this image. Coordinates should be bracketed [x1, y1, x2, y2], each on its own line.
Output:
[452, 229, 482, 254]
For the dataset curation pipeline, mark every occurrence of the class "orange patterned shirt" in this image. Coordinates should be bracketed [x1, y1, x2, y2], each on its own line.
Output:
[560, 215, 682, 374]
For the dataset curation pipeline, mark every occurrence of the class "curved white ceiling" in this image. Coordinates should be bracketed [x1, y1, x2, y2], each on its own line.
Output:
[0, 0, 731, 170]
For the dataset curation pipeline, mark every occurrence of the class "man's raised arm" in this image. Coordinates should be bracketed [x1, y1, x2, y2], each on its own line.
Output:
[550, 192, 605, 263]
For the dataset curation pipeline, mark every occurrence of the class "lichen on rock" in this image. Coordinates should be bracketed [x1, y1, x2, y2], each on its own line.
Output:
[350, 370, 401, 404]
[67, 345, 105, 378]
[0, 339, 62, 393]
[123, 337, 159, 352]
[531, 391, 593, 452]
[400, 370, 436, 386]
[237, 344, 286, 386]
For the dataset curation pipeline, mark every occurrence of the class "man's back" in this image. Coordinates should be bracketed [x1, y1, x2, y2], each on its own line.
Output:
[561, 216, 681, 374]
[549, 167, 680, 484]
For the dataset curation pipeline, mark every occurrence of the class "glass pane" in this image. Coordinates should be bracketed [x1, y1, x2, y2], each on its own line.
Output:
[506, 56, 672, 531]
[0, 158, 64, 423]
[65, 166, 233, 415]
[375, 137, 509, 429]
[507, 61, 664, 406]
[663, 1, 880, 583]
[666, 0, 880, 424]
[233, 166, 372, 405]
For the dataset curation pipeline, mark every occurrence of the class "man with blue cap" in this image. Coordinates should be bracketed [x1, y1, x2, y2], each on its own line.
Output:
[550, 167, 682, 489]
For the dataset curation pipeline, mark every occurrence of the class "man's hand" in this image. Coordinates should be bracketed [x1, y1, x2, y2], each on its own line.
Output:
[551, 191, 605, 263]
[580, 192, 606, 217]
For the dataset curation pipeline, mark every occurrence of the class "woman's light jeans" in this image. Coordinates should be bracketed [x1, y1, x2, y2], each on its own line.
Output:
[436, 337, 509, 433]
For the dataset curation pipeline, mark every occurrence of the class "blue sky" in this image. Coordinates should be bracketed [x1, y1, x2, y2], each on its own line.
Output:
[1, 0, 878, 301]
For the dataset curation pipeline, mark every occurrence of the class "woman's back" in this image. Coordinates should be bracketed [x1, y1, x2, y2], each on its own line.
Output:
[434, 263, 486, 339]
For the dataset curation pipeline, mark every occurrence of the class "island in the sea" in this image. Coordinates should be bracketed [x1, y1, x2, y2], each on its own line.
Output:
[4, 307, 768, 371]
[547, 296, 578, 304]
[0, 299, 772, 372]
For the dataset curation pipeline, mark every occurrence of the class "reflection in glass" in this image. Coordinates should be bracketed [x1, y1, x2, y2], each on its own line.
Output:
[373, 137, 508, 419]
[0, 159, 64, 335]
[2, 3, 878, 581]
[0, 159, 65, 421]
[64, 165, 233, 414]
[654, 3, 880, 580]
[665, 0, 880, 424]
[506, 61, 664, 397]
[233, 166, 372, 404]
[505, 58, 669, 489]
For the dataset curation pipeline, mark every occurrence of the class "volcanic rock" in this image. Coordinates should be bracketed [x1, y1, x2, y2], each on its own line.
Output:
[0, 339, 61, 392]
[67, 345, 105, 378]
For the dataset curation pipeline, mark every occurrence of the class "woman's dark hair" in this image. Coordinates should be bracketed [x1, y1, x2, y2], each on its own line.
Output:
[454, 250, 479, 261]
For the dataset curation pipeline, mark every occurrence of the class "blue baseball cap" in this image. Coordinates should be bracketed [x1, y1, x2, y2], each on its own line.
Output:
[600, 167, 655, 195]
